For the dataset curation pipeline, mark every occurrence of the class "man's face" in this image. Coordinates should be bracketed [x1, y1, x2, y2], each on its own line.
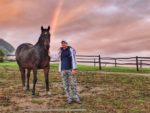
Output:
[61, 42, 67, 48]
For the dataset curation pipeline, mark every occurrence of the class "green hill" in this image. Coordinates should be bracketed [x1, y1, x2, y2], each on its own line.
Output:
[0, 38, 15, 54]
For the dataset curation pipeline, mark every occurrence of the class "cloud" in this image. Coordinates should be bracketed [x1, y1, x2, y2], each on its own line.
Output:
[0, 0, 150, 56]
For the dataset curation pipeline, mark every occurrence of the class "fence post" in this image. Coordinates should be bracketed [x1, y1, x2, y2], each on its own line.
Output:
[98, 55, 102, 70]
[94, 58, 96, 67]
[140, 60, 142, 68]
[115, 58, 117, 67]
[136, 56, 139, 71]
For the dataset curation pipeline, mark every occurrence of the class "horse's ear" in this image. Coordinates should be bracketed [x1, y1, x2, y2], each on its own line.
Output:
[41, 26, 44, 30]
[48, 26, 50, 31]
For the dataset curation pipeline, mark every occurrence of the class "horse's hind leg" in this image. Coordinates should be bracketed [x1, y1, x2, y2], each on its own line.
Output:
[26, 69, 31, 91]
[32, 68, 37, 95]
[20, 67, 26, 90]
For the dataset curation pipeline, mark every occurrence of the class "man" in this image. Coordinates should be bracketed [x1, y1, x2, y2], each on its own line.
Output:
[58, 40, 81, 104]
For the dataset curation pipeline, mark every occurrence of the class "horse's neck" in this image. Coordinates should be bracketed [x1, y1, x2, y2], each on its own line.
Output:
[34, 44, 49, 55]
[34, 37, 50, 56]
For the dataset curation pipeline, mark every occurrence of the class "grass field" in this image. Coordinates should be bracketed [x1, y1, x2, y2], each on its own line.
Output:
[0, 62, 150, 113]
[1, 61, 150, 73]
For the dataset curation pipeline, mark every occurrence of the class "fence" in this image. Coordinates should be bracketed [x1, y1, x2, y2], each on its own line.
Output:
[77, 55, 150, 71]
[6, 54, 150, 71]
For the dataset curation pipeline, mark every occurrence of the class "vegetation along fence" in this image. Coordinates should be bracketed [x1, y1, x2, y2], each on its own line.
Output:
[5, 54, 150, 71]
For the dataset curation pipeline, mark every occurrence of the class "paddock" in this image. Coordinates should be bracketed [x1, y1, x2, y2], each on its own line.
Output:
[0, 62, 150, 113]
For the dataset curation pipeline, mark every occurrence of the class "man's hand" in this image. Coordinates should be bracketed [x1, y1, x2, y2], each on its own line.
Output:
[71, 69, 77, 75]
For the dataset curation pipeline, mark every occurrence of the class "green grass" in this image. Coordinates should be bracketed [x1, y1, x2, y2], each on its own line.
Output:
[78, 64, 150, 73]
[101, 66, 150, 73]
[1, 61, 150, 73]
[0, 61, 18, 68]
[52, 63, 150, 73]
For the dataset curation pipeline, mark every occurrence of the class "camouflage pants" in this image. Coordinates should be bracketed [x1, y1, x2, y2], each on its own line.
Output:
[61, 70, 79, 100]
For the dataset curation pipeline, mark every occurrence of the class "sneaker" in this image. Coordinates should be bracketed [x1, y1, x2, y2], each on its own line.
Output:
[74, 95, 81, 104]
[67, 98, 73, 104]
[75, 99, 81, 104]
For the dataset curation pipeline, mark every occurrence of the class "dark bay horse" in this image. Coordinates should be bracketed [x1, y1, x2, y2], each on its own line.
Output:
[15, 26, 51, 95]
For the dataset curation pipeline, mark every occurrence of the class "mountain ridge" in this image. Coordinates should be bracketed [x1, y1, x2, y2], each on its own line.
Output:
[0, 38, 15, 54]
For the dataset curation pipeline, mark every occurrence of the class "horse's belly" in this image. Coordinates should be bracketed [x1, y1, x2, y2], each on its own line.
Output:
[21, 63, 35, 69]
[38, 59, 50, 69]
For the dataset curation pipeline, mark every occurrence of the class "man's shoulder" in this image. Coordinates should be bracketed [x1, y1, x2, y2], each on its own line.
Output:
[69, 47, 76, 54]
[68, 46, 74, 50]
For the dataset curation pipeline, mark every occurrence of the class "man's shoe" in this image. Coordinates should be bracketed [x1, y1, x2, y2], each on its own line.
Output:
[74, 95, 81, 104]
[67, 98, 73, 104]
[75, 99, 81, 104]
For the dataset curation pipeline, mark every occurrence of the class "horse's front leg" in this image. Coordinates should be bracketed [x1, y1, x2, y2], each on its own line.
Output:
[44, 67, 50, 95]
[26, 69, 31, 91]
[32, 68, 37, 95]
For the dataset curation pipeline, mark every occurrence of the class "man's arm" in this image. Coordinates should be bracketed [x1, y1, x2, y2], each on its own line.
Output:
[70, 48, 77, 73]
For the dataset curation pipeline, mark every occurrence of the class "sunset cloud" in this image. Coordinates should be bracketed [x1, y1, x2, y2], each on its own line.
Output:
[0, 0, 150, 56]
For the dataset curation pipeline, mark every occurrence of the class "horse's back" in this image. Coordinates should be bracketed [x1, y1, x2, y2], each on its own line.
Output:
[15, 43, 34, 67]
[16, 43, 33, 57]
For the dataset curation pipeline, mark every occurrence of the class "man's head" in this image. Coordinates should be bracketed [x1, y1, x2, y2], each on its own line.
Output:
[61, 40, 68, 48]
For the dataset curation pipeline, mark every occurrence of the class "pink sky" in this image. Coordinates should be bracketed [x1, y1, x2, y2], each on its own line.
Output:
[0, 0, 150, 56]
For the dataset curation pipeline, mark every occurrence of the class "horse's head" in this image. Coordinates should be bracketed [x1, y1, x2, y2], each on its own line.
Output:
[39, 26, 51, 50]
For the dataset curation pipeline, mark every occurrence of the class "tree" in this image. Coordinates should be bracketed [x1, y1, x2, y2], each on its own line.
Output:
[0, 49, 5, 62]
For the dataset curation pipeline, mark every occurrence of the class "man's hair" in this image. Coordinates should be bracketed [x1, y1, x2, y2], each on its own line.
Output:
[61, 40, 68, 44]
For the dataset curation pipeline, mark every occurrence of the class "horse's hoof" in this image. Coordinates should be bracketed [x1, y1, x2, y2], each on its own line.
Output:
[32, 93, 35, 96]
[26, 89, 30, 91]
[32, 92, 39, 97]
[47, 91, 51, 96]
[23, 87, 26, 91]
[32, 92, 35, 96]
[25, 89, 30, 93]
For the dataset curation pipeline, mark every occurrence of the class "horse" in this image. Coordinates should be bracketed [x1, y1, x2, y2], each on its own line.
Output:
[15, 26, 51, 95]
